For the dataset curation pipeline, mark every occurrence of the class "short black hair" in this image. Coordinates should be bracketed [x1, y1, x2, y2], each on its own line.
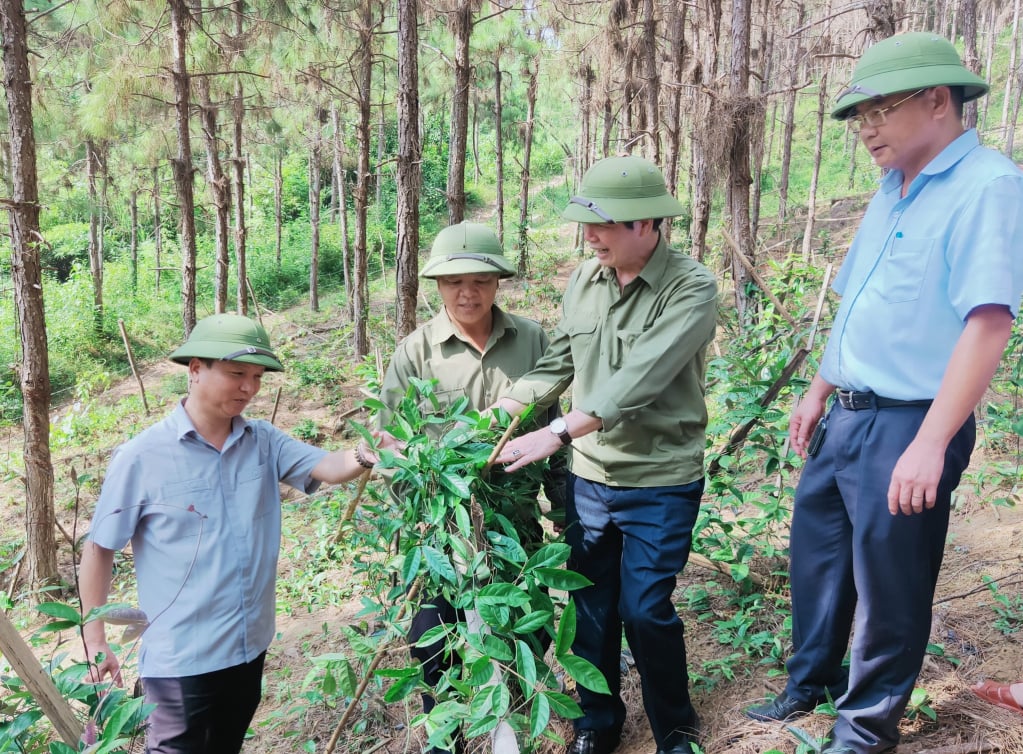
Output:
[621, 218, 664, 231]
[947, 85, 965, 118]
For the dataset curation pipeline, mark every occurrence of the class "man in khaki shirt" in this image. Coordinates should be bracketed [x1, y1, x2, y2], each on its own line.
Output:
[495, 156, 717, 754]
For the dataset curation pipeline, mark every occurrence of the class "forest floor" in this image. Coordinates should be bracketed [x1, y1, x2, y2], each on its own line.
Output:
[2, 205, 1023, 754]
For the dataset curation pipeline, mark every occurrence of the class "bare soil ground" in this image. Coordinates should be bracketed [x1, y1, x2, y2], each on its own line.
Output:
[3, 210, 1022, 753]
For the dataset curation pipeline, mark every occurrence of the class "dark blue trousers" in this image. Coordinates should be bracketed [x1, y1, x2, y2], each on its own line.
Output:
[143, 652, 265, 754]
[565, 475, 702, 750]
[785, 404, 974, 753]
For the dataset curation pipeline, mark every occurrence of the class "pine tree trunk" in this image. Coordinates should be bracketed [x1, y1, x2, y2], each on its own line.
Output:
[169, 0, 198, 335]
[727, 0, 755, 321]
[130, 187, 138, 292]
[153, 164, 162, 294]
[232, 3, 248, 316]
[494, 52, 505, 245]
[778, 3, 805, 224]
[352, 0, 373, 358]
[641, 0, 660, 162]
[196, 77, 231, 314]
[446, 2, 472, 225]
[802, 74, 828, 261]
[1, 0, 57, 587]
[517, 58, 538, 276]
[331, 104, 354, 320]
[961, 0, 979, 130]
[309, 136, 321, 313]
[663, 0, 687, 244]
[1003, 0, 1020, 143]
[395, 0, 421, 340]
[86, 138, 104, 331]
[274, 147, 283, 268]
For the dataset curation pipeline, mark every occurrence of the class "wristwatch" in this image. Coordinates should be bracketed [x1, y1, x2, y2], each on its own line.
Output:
[549, 417, 572, 445]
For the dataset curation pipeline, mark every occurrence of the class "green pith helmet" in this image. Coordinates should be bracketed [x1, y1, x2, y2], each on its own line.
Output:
[832, 32, 989, 120]
[169, 314, 284, 372]
[562, 155, 685, 224]
[420, 222, 516, 279]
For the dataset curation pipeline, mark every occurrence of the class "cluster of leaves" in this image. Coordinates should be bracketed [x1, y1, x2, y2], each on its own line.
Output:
[0, 604, 152, 753]
[319, 380, 605, 751]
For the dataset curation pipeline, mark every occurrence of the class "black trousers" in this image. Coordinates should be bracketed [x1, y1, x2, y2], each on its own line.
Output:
[142, 652, 266, 754]
[785, 404, 974, 753]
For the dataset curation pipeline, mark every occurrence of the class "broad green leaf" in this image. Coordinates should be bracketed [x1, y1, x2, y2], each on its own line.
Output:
[383, 672, 421, 703]
[535, 567, 592, 591]
[555, 599, 576, 657]
[477, 602, 511, 631]
[37, 603, 81, 623]
[525, 543, 572, 572]
[414, 624, 450, 648]
[529, 692, 551, 738]
[477, 583, 530, 608]
[439, 472, 472, 499]
[516, 639, 538, 692]
[422, 546, 458, 584]
[513, 610, 553, 635]
[465, 713, 499, 738]
[543, 690, 583, 719]
[480, 633, 514, 662]
[559, 654, 610, 695]
[401, 547, 423, 586]
[465, 656, 494, 686]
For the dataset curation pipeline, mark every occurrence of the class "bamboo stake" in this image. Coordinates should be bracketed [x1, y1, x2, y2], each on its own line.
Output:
[117, 319, 149, 415]
[483, 416, 521, 476]
[332, 469, 372, 545]
[269, 386, 283, 426]
[245, 276, 264, 326]
[324, 580, 421, 754]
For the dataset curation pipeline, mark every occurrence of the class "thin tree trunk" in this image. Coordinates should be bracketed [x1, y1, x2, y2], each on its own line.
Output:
[153, 164, 162, 294]
[727, 0, 755, 321]
[749, 0, 772, 238]
[517, 58, 538, 276]
[130, 187, 138, 292]
[169, 0, 198, 335]
[494, 52, 505, 245]
[395, 0, 421, 339]
[196, 76, 231, 314]
[1002, 0, 1020, 143]
[86, 139, 104, 331]
[352, 0, 373, 357]
[663, 1, 687, 245]
[232, 0, 248, 315]
[778, 3, 805, 224]
[641, 0, 660, 162]
[981, 4, 996, 131]
[274, 147, 283, 268]
[1, 0, 57, 587]
[601, 94, 612, 157]
[309, 135, 321, 312]
[331, 103, 353, 320]
[802, 74, 828, 261]
[961, 0, 979, 130]
[446, 2, 473, 224]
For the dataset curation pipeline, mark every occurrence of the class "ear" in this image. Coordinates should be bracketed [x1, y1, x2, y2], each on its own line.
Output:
[928, 85, 954, 120]
[635, 218, 656, 236]
[188, 358, 203, 381]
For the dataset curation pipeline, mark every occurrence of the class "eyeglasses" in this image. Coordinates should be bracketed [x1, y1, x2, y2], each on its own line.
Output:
[846, 89, 926, 132]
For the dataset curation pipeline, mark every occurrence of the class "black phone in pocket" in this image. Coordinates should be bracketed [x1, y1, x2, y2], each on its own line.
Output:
[806, 418, 827, 458]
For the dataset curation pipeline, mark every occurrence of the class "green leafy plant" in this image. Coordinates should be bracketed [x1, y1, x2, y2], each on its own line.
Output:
[983, 575, 1023, 634]
[904, 687, 937, 722]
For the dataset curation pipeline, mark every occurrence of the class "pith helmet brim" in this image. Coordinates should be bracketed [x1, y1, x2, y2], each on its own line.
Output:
[562, 155, 685, 223]
[169, 314, 284, 372]
[832, 32, 989, 120]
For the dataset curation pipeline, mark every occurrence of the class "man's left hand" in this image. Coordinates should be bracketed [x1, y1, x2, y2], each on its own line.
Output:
[887, 437, 947, 515]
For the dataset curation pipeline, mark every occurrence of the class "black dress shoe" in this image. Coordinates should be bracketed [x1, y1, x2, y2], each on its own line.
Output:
[656, 712, 702, 754]
[567, 727, 622, 754]
[745, 691, 821, 722]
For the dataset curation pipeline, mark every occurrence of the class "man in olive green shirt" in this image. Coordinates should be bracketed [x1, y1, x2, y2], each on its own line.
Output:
[495, 156, 717, 754]
[381, 222, 564, 754]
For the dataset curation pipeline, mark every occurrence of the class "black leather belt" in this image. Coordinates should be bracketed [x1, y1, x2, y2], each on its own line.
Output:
[836, 389, 933, 411]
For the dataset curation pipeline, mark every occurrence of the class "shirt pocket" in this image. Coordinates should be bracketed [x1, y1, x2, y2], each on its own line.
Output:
[236, 465, 272, 522]
[880, 236, 934, 304]
[149, 478, 212, 543]
[612, 328, 646, 369]
[566, 313, 598, 363]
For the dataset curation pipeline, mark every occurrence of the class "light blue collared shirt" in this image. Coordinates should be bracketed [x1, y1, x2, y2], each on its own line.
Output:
[89, 401, 327, 678]
[821, 129, 1023, 399]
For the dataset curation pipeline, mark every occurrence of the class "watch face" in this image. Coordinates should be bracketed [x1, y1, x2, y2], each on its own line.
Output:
[550, 418, 567, 433]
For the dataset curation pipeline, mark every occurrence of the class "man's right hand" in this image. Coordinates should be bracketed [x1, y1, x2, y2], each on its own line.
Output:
[83, 630, 123, 687]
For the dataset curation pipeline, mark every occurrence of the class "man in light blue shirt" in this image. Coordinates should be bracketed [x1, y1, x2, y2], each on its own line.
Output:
[79, 314, 384, 754]
[746, 33, 1023, 754]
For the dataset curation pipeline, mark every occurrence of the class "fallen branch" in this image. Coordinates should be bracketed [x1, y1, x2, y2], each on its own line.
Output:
[915, 743, 997, 754]
[118, 319, 149, 415]
[332, 470, 373, 545]
[689, 551, 765, 587]
[721, 228, 797, 327]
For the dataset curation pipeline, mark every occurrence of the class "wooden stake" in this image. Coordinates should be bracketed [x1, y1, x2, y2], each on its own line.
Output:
[269, 386, 282, 426]
[117, 319, 149, 415]
[245, 276, 264, 326]
[483, 416, 521, 476]
[332, 469, 372, 545]
[0, 610, 83, 745]
[721, 228, 798, 327]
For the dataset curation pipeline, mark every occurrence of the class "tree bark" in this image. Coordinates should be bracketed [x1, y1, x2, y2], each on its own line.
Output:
[641, 0, 660, 162]
[153, 164, 163, 294]
[1, 0, 57, 587]
[1003, 0, 1020, 144]
[232, 0, 248, 315]
[802, 73, 828, 261]
[517, 57, 539, 276]
[196, 76, 231, 314]
[663, 0, 687, 244]
[130, 186, 138, 292]
[961, 0, 979, 130]
[309, 132, 322, 313]
[86, 138, 104, 331]
[274, 147, 283, 268]
[169, 0, 198, 335]
[446, 1, 474, 225]
[395, 0, 421, 340]
[727, 0, 755, 320]
[331, 103, 354, 320]
[777, 5, 805, 224]
[352, 0, 374, 357]
[494, 51, 505, 245]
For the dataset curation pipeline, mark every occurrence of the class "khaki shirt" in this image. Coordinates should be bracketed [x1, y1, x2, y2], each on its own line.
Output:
[380, 306, 551, 425]
[504, 236, 717, 487]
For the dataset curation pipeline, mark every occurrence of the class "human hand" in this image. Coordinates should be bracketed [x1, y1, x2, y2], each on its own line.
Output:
[83, 636, 123, 687]
[887, 437, 946, 515]
[496, 427, 563, 472]
[789, 397, 827, 459]
[372, 430, 405, 456]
